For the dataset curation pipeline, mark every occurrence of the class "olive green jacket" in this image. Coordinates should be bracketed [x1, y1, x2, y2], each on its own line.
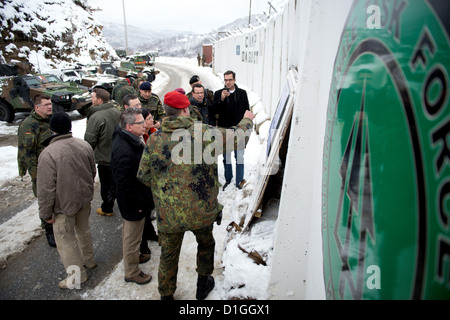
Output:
[84, 102, 120, 165]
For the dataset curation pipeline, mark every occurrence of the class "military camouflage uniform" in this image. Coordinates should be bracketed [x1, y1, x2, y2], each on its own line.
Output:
[111, 80, 137, 108]
[138, 93, 164, 122]
[17, 110, 52, 197]
[137, 115, 253, 296]
[188, 105, 203, 122]
[17, 110, 53, 230]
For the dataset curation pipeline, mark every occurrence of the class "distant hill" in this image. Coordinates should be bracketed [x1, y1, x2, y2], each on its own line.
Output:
[0, 0, 267, 71]
[101, 15, 268, 58]
[0, 0, 117, 70]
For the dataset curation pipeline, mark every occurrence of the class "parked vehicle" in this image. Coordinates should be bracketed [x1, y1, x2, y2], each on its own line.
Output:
[117, 59, 159, 82]
[0, 73, 91, 122]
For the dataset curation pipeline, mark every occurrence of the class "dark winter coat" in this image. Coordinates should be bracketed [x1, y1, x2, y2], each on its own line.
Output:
[111, 126, 154, 221]
[213, 84, 250, 128]
[189, 96, 216, 126]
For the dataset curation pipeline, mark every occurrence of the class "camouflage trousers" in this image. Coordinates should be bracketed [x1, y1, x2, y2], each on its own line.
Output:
[158, 224, 215, 297]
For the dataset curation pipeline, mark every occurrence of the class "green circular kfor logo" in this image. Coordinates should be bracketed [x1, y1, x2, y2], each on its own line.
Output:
[322, 0, 450, 299]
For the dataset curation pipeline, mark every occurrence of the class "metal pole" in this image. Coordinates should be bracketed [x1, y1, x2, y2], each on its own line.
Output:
[248, 0, 252, 27]
[122, 0, 129, 54]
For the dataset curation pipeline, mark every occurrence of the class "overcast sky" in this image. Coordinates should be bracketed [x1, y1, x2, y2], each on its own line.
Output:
[90, 0, 275, 34]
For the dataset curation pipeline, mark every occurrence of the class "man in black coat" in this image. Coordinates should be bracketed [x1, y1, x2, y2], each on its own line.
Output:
[214, 70, 250, 190]
[110, 107, 155, 285]
[189, 83, 216, 126]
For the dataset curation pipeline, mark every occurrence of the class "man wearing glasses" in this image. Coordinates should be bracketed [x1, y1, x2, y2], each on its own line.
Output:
[188, 83, 216, 126]
[214, 70, 250, 190]
[17, 94, 56, 247]
[110, 108, 153, 285]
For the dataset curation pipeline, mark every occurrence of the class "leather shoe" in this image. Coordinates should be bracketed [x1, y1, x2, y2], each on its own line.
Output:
[58, 273, 88, 289]
[222, 181, 231, 191]
[238, 179, 246, 189]
[124, 271, 152, 285]
[84, 262, 97, 269]
[196, 275, 214, 300]
[96, 208, 113, 216]
[139, 253, 150, 264]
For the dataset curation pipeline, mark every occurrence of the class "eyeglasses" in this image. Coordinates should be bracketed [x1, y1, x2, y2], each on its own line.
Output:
[131, 121, 145, 125]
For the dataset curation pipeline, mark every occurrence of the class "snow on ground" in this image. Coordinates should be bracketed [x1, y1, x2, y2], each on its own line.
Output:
[0, 57, 275, 300]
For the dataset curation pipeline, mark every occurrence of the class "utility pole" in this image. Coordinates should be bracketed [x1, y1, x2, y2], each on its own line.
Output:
[248, 0, 252, 27]
[122, 0, 129, 55]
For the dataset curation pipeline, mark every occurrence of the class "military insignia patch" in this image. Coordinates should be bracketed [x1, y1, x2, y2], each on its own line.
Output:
[322, 0, 450, 299]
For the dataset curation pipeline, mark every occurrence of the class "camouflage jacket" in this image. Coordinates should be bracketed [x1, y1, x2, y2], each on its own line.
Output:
[137, 115, 253, 233]
[112, 81, 136, 107]
[139, 93, 165, 121]
[17, 110, 52, 179]
[188, 104, 203, 123]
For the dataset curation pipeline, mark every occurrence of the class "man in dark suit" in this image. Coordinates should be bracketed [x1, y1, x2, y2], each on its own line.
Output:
[214, 70, 250, 190]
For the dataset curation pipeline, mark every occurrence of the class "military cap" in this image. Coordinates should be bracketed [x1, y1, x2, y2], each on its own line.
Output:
[164, 91, 190, 109]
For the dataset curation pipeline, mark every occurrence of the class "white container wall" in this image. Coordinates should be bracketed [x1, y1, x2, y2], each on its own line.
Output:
[214, 0, 450, 300]
[213, 0, 354, 299]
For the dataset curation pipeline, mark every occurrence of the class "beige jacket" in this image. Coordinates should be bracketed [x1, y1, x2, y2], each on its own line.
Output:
[37, 134, 96, 221]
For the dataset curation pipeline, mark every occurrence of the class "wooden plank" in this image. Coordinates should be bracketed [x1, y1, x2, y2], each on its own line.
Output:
[242, 70, 297, 232]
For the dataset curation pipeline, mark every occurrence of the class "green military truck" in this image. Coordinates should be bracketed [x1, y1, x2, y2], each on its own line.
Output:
[0, 73, 92, 122]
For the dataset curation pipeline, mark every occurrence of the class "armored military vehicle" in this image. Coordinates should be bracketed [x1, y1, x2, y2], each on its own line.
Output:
[0, 73, 91, 122]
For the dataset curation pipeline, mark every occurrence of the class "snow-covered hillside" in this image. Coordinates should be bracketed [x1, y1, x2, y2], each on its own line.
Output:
[0, 0, 118, 71]
[0, 0, 272, 69]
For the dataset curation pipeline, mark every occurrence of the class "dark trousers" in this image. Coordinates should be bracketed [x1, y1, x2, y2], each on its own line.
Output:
[140, 211, 158, 253]
[223, 149, 245, 187]
[97, 164, 115, 213]
[158, 224, 215, 296]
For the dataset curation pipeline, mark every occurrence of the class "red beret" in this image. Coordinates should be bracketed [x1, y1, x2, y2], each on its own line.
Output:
[164, 91, 190, 109]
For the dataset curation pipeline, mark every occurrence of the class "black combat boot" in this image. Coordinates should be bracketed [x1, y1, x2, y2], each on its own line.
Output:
[45, 227, 57, 248]
[196, 275, 214, 300]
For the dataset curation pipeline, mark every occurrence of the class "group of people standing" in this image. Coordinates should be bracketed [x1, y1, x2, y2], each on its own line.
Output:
[16, 69, 254, 300]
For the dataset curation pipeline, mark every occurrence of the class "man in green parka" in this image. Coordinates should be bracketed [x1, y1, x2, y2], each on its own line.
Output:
[137, 90, 254, 300]
[84, 87, 121, 216]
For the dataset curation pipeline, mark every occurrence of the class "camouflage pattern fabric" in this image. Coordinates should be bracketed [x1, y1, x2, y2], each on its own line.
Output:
[158, 225, 214, 296]
[112, 81, 137, 107]
[17, 110, 52, 197]
[138, 93, 165, 121]
[188, 105, 203, 122]
[137, 115, 253, 233]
